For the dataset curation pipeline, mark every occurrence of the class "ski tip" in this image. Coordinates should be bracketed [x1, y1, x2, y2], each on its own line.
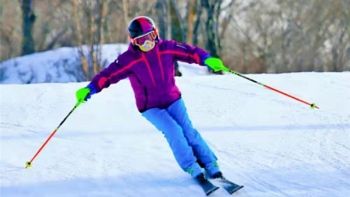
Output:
[206, 186, 219, 196]
[229, 185, 244, 194]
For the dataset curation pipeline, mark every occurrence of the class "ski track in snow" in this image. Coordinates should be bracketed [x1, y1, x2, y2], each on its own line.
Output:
[0, 72, 350, 197]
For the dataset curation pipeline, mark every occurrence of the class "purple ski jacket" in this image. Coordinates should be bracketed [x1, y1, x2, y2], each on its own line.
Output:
[88, 39, 210, 112]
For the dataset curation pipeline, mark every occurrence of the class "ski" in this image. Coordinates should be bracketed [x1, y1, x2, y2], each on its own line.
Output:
[210, 172, 244, 195]
[195, 175, 220, 196]
[216, 177, 244, 194]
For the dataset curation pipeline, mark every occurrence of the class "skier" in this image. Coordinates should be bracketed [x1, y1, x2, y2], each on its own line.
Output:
[76, 16, 229, 181]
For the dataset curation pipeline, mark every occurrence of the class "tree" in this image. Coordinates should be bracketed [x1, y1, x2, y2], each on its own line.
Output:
[2, 0, 349, 73]
[201, 0, 222, 58]
[201, 0, 223, 74]
[20, 0, 36, 55]
[72, 0, 109, 81]
[156, 0, 171, 40]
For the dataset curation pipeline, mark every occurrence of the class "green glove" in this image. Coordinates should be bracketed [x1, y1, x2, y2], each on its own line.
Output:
[204, 57, 229, 72]
[76, 87, 91, 104]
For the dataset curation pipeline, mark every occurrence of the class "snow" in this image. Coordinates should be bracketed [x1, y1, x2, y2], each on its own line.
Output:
[0, 44, 209, 84]
[1, 70, 350, 196]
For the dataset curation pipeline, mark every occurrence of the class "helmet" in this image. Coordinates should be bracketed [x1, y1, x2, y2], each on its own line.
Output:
[128, 16, 158, 52]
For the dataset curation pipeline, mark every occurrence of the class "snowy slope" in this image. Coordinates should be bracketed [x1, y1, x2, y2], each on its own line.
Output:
[0, 44, 209, 84]
[0, 72, 350, 197]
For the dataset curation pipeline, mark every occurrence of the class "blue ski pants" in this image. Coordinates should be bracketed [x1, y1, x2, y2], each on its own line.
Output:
[142, 98, 217, 171]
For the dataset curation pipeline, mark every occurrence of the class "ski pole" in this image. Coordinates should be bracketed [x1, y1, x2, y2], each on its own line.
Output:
[25, 101, 83, 169]
[225, 69, 319, 109]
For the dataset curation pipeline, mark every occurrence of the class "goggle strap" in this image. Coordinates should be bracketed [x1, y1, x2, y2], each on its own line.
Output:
[134, 31, 156, 46]
[133, 31, 154, 40]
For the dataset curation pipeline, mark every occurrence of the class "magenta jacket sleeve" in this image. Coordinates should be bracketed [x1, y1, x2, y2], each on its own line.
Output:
[88, 60, 131, 94]
[169, 40, 211, 66]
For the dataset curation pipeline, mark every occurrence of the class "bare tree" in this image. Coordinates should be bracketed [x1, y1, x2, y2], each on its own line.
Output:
[2, 0, 349, 74]
[156, 0, 171, 39]
[33, 0, 71, 52]
[192, 0, 203, 47]
[72, 0, 109, 81]
[19, 0, 36, 55]
[0, 20, 18, 59]
[201, 0, 223, 58]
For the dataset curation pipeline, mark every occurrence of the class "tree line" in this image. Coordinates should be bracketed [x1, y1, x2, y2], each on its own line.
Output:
[1, 0, 349, 80]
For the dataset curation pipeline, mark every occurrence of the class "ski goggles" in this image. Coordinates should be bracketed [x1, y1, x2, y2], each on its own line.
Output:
[133, 31, 157, 46]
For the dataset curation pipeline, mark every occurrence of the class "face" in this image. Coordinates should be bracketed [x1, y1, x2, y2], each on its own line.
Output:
[133, 31, 156, 52]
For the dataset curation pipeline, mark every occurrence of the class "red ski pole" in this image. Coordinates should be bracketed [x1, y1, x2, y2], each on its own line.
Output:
[226, 69, 319, 109]
[25, 101, 82, 168]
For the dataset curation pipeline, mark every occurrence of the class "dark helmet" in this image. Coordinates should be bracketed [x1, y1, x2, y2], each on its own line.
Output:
[127, 16, 158, 42]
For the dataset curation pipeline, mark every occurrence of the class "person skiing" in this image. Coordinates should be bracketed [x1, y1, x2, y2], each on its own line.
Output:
[76, 16, 229, 181]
